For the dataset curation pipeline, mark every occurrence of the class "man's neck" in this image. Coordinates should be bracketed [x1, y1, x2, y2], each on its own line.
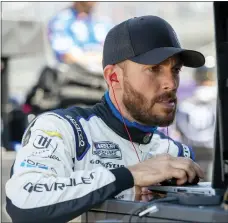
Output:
[109, 92, 134, 122]
[105, 91, 157, 133]
[108, 91, 149, 126]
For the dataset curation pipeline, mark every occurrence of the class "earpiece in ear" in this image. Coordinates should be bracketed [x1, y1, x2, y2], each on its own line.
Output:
[110, 72, 119, 83]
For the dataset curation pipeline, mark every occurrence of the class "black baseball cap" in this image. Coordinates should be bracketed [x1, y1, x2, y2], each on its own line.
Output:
[102, 15, 205, 68]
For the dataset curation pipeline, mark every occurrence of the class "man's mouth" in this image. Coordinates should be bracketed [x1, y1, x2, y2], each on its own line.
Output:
[157, 99, 176, 109]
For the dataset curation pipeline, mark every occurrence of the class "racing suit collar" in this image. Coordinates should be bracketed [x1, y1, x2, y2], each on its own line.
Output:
[93, 92, 157, 144]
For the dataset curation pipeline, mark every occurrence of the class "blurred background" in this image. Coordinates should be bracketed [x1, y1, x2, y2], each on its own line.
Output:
[1, 2, 216, 222]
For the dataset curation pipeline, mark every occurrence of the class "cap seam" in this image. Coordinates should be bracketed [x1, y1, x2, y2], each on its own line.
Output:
[163, 21, 181, 48]
[126, 19, 136, 56]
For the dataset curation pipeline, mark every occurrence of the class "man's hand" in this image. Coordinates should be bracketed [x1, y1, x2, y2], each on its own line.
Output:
[127, 154, 204, 187]
[134, 186, 166, 202]
[134, 186, 152, 202]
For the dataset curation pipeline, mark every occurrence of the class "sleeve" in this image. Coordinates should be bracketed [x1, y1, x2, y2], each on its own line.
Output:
[152, 130, 195, 161]
[177, 142, 195, 161]
[167, 134, 195, 161]
[47, 9, 83, 63]
[5, 113, 134, 223]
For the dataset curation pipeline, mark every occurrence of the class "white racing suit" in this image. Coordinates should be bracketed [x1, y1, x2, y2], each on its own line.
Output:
[5, 92, 195, 223]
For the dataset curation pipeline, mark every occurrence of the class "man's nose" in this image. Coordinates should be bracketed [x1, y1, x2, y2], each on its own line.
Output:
[162, 74, 178, 91]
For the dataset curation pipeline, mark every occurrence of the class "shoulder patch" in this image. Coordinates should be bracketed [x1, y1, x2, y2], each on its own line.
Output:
[52, 109, 91, 161]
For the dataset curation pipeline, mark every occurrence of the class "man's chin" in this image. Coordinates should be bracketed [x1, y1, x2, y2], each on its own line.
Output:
[158, 120, 174, 127]
[139, 115, 175, 127]
[152, 113, 175, 127]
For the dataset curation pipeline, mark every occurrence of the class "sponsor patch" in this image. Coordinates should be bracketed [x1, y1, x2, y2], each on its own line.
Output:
[90, 159, 124, 169]
[20, 159, 48, 170]
[20, 159, 57, 173]
[182, 144, 191, 158]
[31, 149, 52, 156]
[33, 134, 57, 150]
[23, 172, 95, 193]
[29, 144, 60, 161]
[47, 154, 60, 161]
[65, 115, 89, 160]
[51, 110, 90, 160]
[93, 141, 122, 159]
[30, 152, 61, 162]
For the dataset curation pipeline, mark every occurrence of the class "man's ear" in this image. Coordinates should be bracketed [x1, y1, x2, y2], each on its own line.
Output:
[103, 65, 116, 88]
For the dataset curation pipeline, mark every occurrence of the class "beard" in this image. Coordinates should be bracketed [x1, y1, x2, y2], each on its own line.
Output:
[122, 78, 177, 127]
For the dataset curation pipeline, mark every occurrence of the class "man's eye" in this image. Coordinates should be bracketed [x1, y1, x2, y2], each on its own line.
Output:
[173, 67, 182, 74]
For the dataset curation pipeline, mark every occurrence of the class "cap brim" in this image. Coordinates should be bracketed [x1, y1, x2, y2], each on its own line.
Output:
[130, 47, 205, 68]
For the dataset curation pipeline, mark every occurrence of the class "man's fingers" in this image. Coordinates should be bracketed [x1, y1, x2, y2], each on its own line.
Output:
[170, 159, 196, 183]
[141, 187, 153, 195]
[135, 186, 142, 195]
[192, 162, 204, 179]
[141, 194, 154, 202]
[171, 169, 188, 185]
[171, 157, 204, 181]
[176, 177, 188, 185]
[128, 153, 204, 188]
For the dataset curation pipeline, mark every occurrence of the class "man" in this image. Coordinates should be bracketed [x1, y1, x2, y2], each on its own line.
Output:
[6, 16, 205, 223]
[48, 1, 111, 69]
[46, 2, 112, 109]
[176, 65, 217, 181]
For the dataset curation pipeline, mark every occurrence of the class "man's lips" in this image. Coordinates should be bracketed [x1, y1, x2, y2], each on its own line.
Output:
[157, 99, 176, 109]
[160, 101, 176, 109]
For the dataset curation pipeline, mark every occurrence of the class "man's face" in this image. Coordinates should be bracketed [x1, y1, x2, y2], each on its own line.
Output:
[120, 56, 182, 127]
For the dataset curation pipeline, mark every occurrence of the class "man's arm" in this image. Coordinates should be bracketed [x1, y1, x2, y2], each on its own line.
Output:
[153, 130, 195, 161]
[5, 114, 134, 223]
